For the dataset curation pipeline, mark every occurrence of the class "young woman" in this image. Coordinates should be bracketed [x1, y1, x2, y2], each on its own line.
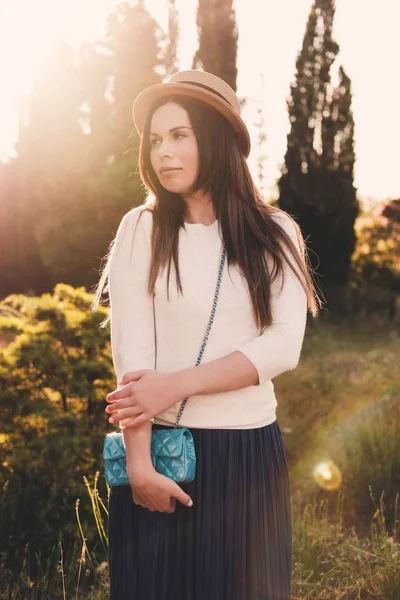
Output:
[93, 69, 320, 600]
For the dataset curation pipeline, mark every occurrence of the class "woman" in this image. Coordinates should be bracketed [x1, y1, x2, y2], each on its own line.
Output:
[93, 69, 320, 600]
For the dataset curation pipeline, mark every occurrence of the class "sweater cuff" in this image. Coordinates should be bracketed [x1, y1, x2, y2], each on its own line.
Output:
[237, 344, 267, 385]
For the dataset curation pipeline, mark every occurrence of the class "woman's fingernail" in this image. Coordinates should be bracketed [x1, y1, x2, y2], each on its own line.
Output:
[187, 499, 193, 507]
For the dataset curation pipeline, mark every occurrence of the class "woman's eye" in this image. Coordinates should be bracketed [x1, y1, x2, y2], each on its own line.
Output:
[150, 133, 185, 147]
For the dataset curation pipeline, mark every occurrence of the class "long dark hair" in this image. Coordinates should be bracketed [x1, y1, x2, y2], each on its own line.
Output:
[92, 95, 322, 327]
[140, 95, 321, 327]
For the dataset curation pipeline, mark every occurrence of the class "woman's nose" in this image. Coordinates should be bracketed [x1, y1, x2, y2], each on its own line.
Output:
[158, 139, 173, 158]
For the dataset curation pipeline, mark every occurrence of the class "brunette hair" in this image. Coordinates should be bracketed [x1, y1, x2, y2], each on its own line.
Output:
[92, 96, 322, 327]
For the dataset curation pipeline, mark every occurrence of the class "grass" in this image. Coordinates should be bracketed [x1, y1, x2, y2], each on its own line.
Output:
[2, 483, 398, 599]
[1, 316, 399, 598]
[276, 316, 399, 466]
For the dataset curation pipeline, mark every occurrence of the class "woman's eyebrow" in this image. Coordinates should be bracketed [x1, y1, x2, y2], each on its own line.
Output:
[150, 126, 192, 136]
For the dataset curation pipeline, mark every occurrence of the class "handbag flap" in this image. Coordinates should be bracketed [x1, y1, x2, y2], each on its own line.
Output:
[151, 428, 186, 458]
[103, 431, 126, 461]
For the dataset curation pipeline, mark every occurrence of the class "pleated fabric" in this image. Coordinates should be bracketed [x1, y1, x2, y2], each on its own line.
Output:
[108, 419, 292, 600]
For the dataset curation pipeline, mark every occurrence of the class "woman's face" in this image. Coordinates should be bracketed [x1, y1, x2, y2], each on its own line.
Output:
[149, 102, 199, 196]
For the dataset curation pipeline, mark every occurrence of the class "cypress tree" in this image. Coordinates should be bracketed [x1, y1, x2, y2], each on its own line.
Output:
[104, 1, 161, 156]
[278, 0, 359, 298]
[165, 0, 180, 75]
[192, 0, 238, 90]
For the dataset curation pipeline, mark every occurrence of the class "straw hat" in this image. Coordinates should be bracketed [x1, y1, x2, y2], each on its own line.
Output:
[132, 70, 251, 158]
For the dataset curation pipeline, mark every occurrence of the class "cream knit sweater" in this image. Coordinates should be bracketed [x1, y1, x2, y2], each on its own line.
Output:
[109, 205, 307, 429]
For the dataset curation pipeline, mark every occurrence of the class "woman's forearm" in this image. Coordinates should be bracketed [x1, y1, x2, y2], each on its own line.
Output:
[173, 350, 259, 398]
[122, 421, 154, 476]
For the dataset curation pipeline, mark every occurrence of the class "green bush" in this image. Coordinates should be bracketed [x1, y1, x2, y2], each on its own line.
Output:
[0, 285, 115, 577]
[346, 211, 400, 319]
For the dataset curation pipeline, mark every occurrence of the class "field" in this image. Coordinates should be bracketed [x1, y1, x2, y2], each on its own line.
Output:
[1, 315, 399, 599]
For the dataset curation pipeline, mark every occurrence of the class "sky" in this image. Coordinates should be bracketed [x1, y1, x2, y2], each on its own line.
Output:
[0, 0, 399, 202]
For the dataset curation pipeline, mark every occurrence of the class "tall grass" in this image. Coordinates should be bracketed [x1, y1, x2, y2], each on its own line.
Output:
[2, 480, 398, 599]
[291, 490, 400, 599]
[1, 318, 399, 598]
[0, 474, 110, 600]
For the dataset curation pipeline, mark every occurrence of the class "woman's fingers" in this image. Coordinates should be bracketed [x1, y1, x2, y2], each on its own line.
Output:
[108, 405, 143, 423]
[130, 470, 190, 514]
[133, 493, 156, 512]
[128, 469, 193, 515]
[171, 483, 193, 507]
[106, 403, 130, 415]
[118, 370, 148, 386]
[106, 396, 136, 414]
[132, 491, 144, 506]
[136, 489, 163, 513]
[106, 381, 134, 403]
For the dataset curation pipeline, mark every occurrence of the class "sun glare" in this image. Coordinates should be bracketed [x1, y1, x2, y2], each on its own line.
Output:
[0, 0, 112, 155]
[313, 461, 343, 492]
[1, 3, 62, 96]
[0, 2, 64, 155]
[0, 0, 399, 199]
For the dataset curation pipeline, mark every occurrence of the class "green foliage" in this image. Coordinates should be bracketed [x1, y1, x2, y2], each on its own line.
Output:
[0, 284, 113, 416]
[1, 414, 98, 557]
[328, 210, 400, 318]
[0, 1, 163, 301]
[0, 301, 399, 597]
[351, 212, 400, 290]
[0, 480, 110, 599]
[0, 285, 115, 576]
[32, 162, 145, 292]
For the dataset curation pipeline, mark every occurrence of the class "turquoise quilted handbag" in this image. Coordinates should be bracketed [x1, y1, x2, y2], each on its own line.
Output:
[103, 246, 226, 486]
[103, 427, 196, 486]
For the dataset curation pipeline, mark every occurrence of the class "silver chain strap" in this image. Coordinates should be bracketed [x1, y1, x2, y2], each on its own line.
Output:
[174, 246, 227, 428]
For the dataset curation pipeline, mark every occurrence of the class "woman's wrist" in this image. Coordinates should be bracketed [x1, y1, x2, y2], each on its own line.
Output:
[170, 368, 200, 399]
[127, 458, 155, 481]
[123, 421, 152, 466]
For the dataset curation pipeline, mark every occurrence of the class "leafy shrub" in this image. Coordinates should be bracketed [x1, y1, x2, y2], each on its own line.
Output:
[0, 284, 116, 576]
[347, 207, 400, 318]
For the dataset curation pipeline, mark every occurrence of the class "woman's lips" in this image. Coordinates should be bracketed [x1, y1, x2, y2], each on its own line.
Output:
[160, 167, 181, 175]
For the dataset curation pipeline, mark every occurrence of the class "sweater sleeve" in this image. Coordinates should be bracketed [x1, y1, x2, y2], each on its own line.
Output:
[108, 207, 155, 383]
[236, 213, 308, 385]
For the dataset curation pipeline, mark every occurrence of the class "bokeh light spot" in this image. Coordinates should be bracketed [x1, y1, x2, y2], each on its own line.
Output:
[313, 460, 343, 491]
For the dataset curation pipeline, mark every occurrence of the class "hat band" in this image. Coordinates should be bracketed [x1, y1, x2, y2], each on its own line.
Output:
[179, 80, 234, 109]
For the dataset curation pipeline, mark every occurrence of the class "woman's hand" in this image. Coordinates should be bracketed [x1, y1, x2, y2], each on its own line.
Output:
[105, 370, 186, 428]
[128, 467, 193, 513]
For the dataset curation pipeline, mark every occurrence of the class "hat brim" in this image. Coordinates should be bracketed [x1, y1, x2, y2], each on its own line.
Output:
[132, 82, 251, 158]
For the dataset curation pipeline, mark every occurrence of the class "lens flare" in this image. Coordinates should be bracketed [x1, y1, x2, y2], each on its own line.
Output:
[313, 460, 343, 491]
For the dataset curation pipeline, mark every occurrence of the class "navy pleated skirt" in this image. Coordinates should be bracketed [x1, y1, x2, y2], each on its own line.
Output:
[108, 419, 292, 600]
